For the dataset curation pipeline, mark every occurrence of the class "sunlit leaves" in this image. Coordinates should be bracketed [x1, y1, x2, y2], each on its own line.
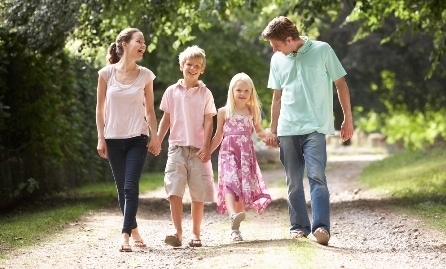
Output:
[383, 110, 446, 149]
[1, 0, 83, 55]
[337, 0, 445, 75]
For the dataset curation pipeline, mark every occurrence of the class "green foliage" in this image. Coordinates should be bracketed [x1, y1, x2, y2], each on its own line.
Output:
[346, 0, 446, 77]
[71, 0, 258, 60]
[356, 109, 446, 150]
[314, 4, 446, 138]
[383, 110, 446, 149]
[0, 29, 10, 147]
[10, 178, 40, 199]
[0, 97, 10, 138]
[1, 0, 84, 54]
[283, 0, 446, 76]
[0, 0, 106, 210]
[1, 0, 445, 212]
[138, 5, 275, 167]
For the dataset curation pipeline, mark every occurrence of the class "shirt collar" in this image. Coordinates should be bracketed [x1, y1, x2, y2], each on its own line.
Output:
[177, 79, 206, 91]
[287, 36, 312, 57]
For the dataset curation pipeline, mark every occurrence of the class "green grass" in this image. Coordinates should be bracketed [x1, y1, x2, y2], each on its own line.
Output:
[259, 162, 283, 171]
[288, 240, 317, 268]
[359, 146, 446, 231]
[0, 172, 165, 258]
[140, 172, 165, 191]
[75, 172, 165, 196]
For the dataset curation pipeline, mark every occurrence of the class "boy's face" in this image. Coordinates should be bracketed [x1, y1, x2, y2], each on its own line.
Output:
[180, 58, 205, 81]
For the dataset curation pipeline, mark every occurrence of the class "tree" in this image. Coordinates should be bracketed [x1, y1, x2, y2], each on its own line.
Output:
[1, 0, 444, 211]
[286, 0, 446, 76]
[0, 0, 269, 210]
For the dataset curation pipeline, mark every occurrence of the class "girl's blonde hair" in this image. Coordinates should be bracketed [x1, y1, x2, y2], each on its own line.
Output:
[225, 72, 262, 124]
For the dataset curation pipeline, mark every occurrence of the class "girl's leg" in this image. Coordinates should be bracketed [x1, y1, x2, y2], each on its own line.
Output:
[231, 199, 245, 242]
[225, 192, 245, 230]
[224, 192, 237, 215]
[234, 200, 244, 214]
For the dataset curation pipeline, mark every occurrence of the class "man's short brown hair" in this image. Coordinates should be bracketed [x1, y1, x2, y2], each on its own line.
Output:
[261, 16, 300, 41]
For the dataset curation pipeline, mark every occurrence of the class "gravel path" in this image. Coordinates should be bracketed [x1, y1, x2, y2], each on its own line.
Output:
[1, 150, 445, 269]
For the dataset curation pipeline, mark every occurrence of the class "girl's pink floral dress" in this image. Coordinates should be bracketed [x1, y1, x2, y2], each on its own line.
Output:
[216, 113, 271, 214]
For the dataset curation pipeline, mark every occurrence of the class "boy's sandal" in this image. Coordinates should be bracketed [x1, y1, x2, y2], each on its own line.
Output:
[119, 244, 133, 252]
[164, 234, 182, 247]
[188, 239, 203, 247]
[230, 212, 246, 230]
[231, 230, 243, 242]
[290, 230, 306, 239]
[133, 240, 146, 248]
[313, 228, 330, 245]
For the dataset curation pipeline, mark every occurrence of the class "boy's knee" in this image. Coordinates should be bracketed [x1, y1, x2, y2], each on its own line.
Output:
[168, 195, 182, 201]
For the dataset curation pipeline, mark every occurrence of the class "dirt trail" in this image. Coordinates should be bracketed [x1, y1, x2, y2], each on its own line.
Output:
[1, 150, 445, 269]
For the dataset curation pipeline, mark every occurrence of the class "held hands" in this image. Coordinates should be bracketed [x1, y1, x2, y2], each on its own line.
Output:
[147, 136, 162, 156]
[196, 148, 211, 163]
[263, 131, 279, 148]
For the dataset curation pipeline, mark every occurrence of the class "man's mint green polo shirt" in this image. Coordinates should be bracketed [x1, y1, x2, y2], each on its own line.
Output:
[267, 36, 347, 136]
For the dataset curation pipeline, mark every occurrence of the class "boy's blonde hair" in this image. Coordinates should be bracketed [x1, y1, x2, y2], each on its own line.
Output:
[178, 45, 206, 68]
[225, 72, 262, 125]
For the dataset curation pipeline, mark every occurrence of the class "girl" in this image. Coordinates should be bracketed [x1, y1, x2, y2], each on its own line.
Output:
[209, 72, 272, 242]
[96, 28, 161, 252]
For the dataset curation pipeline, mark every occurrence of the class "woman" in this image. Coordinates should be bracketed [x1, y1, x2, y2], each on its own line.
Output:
[96, 28, 161, 252]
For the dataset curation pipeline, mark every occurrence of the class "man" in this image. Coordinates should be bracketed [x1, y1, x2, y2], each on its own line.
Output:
[262, 16, 354, 245]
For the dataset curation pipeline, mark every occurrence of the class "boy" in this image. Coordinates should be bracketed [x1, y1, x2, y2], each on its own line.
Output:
[157, 45, 217, 247]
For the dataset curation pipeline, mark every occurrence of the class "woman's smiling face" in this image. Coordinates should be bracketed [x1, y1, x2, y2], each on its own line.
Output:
[125, 31, 146, 60]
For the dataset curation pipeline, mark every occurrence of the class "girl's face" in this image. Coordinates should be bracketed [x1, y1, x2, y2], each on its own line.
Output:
[124, 31, 146, 60]
[232, 80, 251, 106]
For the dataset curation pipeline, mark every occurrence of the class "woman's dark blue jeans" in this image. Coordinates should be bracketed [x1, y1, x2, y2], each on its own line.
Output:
[106, 135, 148, 236]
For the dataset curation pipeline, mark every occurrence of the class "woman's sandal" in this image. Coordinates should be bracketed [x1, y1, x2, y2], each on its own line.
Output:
[188, 239, 202, 247]
[290, 230, 306, 239]
[133, 239, 146, 248]
[119, 244, 133, 252]
[231, 230, 243, 242]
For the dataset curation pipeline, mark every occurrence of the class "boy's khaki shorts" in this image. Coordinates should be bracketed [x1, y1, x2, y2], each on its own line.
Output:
[164, 145, 215, 202]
